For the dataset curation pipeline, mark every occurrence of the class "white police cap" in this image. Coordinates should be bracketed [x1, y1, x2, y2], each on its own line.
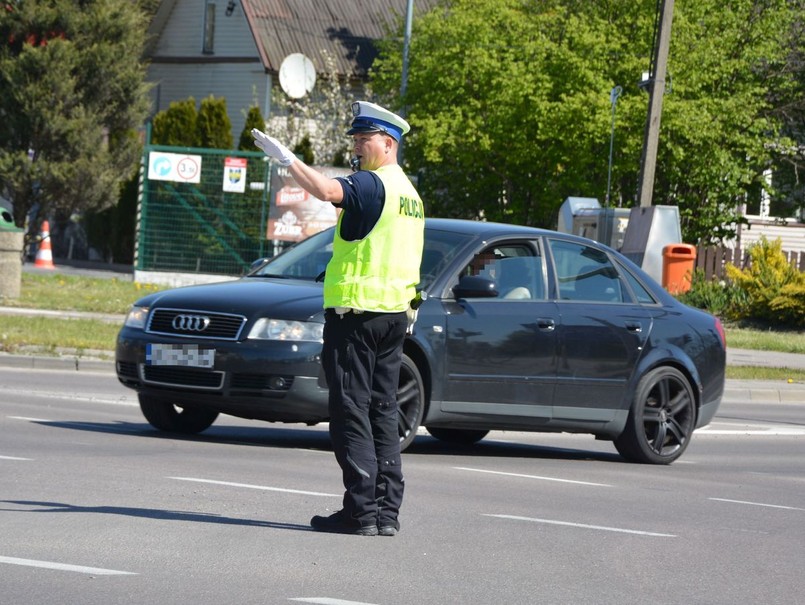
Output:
[347, 101, 410, 141]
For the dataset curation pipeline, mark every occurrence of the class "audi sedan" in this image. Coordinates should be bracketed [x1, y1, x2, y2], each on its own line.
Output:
[115, 218, 726, 464]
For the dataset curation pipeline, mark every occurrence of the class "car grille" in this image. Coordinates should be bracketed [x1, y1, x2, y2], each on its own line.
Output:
[141, 366, 224, 390]
[146, 308, 246, 340]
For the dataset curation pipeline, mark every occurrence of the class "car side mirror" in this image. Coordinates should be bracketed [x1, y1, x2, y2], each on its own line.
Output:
[248, 258, 269, 274]
[453, 275, 498, 299]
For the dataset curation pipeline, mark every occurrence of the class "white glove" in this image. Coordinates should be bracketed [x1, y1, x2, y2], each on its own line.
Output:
[405, 306, 418, 335]
[251, 129, 296, 166]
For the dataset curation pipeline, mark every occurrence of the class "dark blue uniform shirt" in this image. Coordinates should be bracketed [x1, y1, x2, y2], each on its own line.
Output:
[334, 170, 385, 241]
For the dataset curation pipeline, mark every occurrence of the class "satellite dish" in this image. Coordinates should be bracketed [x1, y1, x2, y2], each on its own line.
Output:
[279, 53, 316, 99]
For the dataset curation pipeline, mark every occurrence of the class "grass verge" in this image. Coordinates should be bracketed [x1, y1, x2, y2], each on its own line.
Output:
[725, 326, 805, 354]
[0, 316, 120, 358]
[726, 365, 805, 382]
[0, 273, 165, 314]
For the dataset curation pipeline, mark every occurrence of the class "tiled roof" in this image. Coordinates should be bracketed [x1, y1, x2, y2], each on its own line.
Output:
[243, 0, 436, 76]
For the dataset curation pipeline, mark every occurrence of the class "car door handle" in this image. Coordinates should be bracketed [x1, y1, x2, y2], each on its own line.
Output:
[625, 321, 643, 333]
[537, 318, 556, 331]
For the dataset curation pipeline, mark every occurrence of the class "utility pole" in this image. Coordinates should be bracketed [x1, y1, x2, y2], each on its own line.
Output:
[398, 0, 414, 164]
[637, 0, 674, 207]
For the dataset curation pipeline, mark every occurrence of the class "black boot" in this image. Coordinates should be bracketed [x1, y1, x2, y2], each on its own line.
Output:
[310, 510, 378, 536]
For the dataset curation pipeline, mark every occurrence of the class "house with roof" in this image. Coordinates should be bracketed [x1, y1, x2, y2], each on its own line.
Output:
[145, 0, 429, 140]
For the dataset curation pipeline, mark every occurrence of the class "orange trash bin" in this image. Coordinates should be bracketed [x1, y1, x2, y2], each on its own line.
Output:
[662, 244, 697, 295]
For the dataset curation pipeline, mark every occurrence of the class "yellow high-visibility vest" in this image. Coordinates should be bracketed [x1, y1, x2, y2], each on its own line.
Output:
[323, 165, 424, 312]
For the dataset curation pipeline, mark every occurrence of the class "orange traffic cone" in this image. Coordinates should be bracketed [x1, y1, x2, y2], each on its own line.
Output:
[34, 220, 55, 269]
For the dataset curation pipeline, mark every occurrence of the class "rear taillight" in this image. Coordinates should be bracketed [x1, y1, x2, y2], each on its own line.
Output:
[714, 316, 726, 349]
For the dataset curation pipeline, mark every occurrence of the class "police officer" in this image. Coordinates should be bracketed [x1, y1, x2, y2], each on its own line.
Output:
[252, 101, 425, 536]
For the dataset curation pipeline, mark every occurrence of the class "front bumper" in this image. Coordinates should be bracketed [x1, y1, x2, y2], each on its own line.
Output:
[115, 329, 329, 424]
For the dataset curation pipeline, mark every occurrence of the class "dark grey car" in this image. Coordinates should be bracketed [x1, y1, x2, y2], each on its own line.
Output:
[116, 218, 726, 464]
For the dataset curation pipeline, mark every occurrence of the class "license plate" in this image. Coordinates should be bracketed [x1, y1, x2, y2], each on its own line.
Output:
[146, 344, 215, 368]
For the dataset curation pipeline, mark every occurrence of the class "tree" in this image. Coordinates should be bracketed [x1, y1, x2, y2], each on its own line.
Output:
[0, 0, 151, 243]
[372, 0, 655, 227]
[766, 1, 805, 217]
[151, 98, 198, 146]
[370, 0, 802, 244]
[293, 135, 315, 165]
[151, 96, 235, 149]
[658, 0, 800, 243]
[238, 105, 266, 151]
[197, 95, 233, 150]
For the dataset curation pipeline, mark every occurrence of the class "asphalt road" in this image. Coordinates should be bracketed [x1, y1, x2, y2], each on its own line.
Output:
[1, 367, 804, 605]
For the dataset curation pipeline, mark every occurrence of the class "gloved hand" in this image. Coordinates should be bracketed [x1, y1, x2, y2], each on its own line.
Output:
[251, 129, 296, 166]
[405, 306, 418, 335]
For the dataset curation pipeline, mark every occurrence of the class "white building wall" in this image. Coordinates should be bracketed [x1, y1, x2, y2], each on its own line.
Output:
[154, 0, 258, 57]
[735, 217, 805, 254]
[148, 0, 269, 141]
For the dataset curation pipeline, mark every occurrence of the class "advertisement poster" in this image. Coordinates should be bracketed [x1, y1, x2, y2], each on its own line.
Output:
[267, 165, 350, 242]
[222, 157, 247, 193]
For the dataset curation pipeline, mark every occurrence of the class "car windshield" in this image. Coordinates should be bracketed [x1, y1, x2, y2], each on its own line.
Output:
[249, 228, 336, 280]
[248, 225, 468, 290]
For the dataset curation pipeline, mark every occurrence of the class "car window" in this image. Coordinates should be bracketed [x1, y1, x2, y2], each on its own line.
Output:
[549, 239, 626, 303]
[459, 244, 545, 300]
[418, 228, 473, 290]
[616, 259, 658, 304]
[249, 225, 468, 288]
[251, 227, 335, 279]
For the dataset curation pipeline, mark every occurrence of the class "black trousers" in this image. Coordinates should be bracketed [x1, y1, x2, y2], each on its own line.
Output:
[321, 309, 408, 527]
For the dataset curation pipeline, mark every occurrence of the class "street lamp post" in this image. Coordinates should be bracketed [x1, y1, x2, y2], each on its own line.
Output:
[398, 0, 414, 164]
[606, 85, 623, 208]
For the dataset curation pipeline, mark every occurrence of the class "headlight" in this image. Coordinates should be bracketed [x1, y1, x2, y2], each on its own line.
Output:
[124, 306, 149, 329]
[247, 318, 324, 342]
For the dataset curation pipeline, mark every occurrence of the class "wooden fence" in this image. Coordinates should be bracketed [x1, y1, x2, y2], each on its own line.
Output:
[695, 245, 805, 280]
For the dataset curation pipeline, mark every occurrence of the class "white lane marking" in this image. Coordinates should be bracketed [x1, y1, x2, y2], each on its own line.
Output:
[697, 427, 805, 436]
[288, 597, 375, 605]
[3, 389, 136, 406]
[485, 514, 676, 537]
[0, 455, 32, 460]
[709, 497, 805, 511]
[8, 416, 52, 422]
[169, 477, 340, 498]
[0, 555, 136, 576]
[454, 466, 611, 487]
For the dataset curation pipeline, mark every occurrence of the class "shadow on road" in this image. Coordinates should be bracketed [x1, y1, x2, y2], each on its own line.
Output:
[0, 499, 312, 531]
[27, 417, 625, 463]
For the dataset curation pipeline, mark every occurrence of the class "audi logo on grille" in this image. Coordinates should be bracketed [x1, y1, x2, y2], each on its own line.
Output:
[172, 314, 211, 332]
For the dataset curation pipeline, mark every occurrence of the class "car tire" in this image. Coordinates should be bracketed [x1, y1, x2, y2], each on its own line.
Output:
[426, 427, 489, 446]
[614, 366, 696, 465]
[139, 394, 219, 434]
[397, 354, 425, 452]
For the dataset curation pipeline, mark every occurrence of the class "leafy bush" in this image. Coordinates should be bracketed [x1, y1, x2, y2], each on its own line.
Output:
[769, 282, 805, 326]
[725, 236, 805, 326]
[678, 269, 747, 319]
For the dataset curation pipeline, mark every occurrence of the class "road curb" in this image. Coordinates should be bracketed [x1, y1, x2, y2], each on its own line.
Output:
[723, 382, 805, 404]
[0, 353, 115, 373]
